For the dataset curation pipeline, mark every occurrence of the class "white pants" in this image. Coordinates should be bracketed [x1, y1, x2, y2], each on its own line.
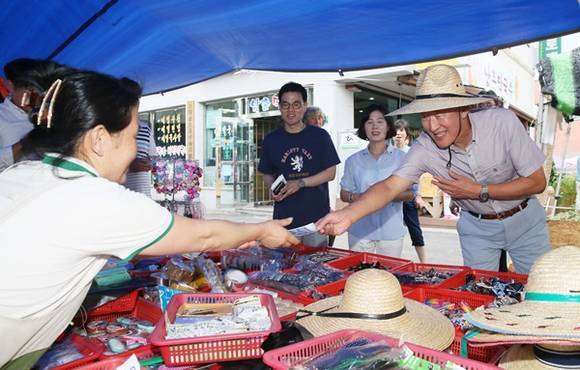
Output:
[348, 234, 404, 257]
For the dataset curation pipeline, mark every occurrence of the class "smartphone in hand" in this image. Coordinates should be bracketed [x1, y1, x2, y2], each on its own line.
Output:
[271, 174, 287, 195]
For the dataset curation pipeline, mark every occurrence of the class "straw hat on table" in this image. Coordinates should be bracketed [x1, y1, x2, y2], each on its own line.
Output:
[465, 246, 580, 339]
[387, 64, 492, 116]
[500, 344, 580, 370]
[466, 329, 580, 347]
[295, 269, 455, 351]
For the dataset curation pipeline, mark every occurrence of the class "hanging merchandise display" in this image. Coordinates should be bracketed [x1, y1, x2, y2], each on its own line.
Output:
[151, 158, 204, 218]
[537, 47, 580, 118]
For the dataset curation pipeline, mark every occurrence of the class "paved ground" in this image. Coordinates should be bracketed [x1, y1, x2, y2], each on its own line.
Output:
[205, 208, 464, 265]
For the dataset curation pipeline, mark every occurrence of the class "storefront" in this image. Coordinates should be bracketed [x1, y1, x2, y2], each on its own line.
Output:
[139, 49, 540, 213]
[203, 90, 313, 208]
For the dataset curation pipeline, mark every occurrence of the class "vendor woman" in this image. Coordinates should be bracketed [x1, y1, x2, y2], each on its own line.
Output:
[0, 68, 298, 368]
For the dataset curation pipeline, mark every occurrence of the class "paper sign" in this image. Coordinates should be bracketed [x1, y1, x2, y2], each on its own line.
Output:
[117, 354, 140, 370]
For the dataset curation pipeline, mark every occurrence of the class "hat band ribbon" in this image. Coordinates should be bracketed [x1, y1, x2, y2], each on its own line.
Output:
[534, 345, 580, 368]
[296, 306, 406, 320]
[525, 292, 580, 303]
[415, 93, 472, 99]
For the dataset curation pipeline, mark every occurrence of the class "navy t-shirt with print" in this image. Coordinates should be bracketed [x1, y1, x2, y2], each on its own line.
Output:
[258, 125, 340, 229]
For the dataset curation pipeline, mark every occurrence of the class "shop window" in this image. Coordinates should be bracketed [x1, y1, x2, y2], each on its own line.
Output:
[353, 89, 421, 134]
[204, 101, 239, 187]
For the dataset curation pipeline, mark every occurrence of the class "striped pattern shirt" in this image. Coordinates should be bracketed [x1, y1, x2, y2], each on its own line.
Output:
[124, 122, 156, 196]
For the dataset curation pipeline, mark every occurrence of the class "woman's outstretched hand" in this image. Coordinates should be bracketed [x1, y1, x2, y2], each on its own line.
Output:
[256, 217, 299, 248]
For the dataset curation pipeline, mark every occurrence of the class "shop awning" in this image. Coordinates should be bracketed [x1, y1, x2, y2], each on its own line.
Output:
[1, 0, 579, 95]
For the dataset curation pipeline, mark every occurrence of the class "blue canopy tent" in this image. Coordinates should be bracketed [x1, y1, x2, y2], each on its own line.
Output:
[1, 0, 579, 94]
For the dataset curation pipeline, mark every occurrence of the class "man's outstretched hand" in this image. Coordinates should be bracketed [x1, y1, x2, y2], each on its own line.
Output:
[316, 209, 352, 236]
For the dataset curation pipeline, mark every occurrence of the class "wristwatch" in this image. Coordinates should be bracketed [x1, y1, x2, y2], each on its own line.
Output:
[479, 184, 490, 202]
[298, 179, 306, 189]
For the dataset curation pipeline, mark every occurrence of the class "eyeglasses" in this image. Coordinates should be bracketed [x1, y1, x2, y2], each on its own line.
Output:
[280, 101, 303, 111]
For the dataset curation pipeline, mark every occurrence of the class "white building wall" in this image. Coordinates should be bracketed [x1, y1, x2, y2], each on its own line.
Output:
[459, 45, 539, 117]
[311, 81, 354, 208]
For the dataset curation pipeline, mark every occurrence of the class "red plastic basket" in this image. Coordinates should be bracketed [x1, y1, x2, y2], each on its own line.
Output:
[316, 278, 413, 298]
[403, 288, 501, 363]
[326, 252, 411, 271]
[404, 288, 494, 323]
[84, 298, 161, 361]
[243, 282, 315, 305]
[150, 293, 282, 366]
[76, 352, 157, 369]
[74, 357, 129, 370]
[438, 269, 528, 292]
[249, 263, 348, 304]
[263, 329, 500, 370]
[323, 247, 355, 257]
[391, 263, 468, 287]
[87, 289, 140, 318]
[50, 334, 103, 370]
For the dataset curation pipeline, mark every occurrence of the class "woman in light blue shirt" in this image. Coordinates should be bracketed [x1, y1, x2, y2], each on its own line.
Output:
[340, 105, 413, 256]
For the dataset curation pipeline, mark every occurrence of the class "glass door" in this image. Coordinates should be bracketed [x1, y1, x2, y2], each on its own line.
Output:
[233, 118, 254, 205]
[253, 116, 281, 205]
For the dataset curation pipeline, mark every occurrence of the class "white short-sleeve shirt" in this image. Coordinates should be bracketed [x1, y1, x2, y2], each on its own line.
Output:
[0, 153, 173, 364]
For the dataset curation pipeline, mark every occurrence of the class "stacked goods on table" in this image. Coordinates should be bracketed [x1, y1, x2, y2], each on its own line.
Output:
[151, 293, 281, 366]
[391, 263, 468, 287]
[34, 334, 103, 370]
[263, 329, 501, 370]
[438, 269, 527, 307]
[81, 298, 161, 360]
[403, 288, 504, 363]
[45, 245, 549, 369]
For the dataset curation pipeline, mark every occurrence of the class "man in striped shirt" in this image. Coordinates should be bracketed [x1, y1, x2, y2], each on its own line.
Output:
[124, 121, 156, 196]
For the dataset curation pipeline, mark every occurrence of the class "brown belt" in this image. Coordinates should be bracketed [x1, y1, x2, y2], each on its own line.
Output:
[468, 199, 529, 220]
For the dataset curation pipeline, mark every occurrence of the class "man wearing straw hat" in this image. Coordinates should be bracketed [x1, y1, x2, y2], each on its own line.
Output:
[317, 64, 550, 274]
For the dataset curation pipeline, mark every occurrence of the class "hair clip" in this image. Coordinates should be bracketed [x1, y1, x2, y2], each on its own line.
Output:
[37, 79, 63, 129]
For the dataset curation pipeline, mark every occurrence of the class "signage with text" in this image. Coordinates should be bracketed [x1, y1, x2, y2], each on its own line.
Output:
[246, 93, 279, 114]
[154, 107, 186, 158]
[539, 38, 561, 59]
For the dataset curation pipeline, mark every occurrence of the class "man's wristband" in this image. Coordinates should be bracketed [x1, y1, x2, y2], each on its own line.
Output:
[298, 179, 306, 189]
[349, 193, 355, 202]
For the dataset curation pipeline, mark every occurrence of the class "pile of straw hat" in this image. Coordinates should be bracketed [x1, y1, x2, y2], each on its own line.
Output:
[464, 246, 580, 369]
[296, 268, 455, 350]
